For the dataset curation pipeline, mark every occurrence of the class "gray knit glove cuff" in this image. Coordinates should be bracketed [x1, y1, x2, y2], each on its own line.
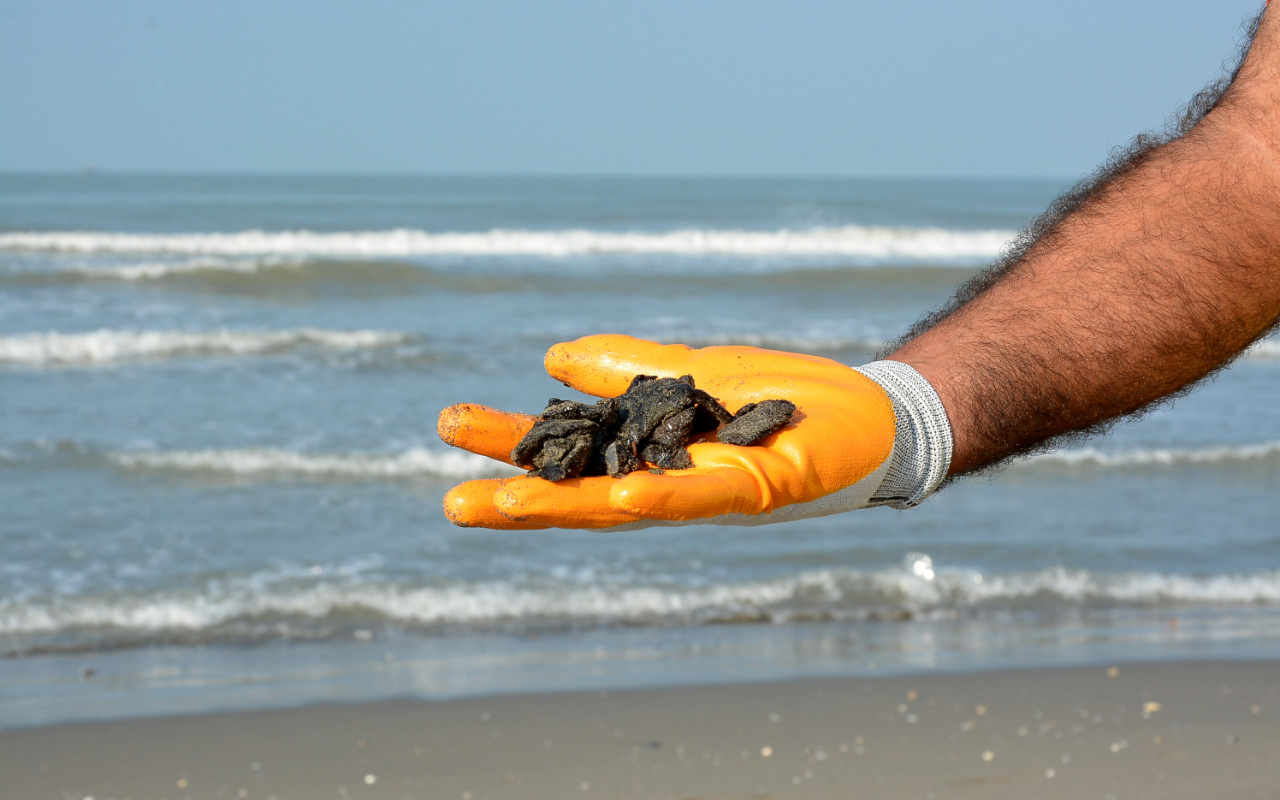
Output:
[853, 361, 954, 509]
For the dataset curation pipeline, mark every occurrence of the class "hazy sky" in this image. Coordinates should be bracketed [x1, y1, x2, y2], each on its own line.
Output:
[0, 0, 1265, 177]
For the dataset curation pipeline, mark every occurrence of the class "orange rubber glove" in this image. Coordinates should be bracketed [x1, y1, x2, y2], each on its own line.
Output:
[437, 335, 952, 529]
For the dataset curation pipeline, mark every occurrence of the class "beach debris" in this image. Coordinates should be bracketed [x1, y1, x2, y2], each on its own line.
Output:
[761, 746, 774, 757]
[510, 375, 795, 481]
[364, 774, 377, 785]
[716, 400, 796, 446]
[1109, 739, 1129, 753]
[1142, 701, 1161, 718]
[1107, 666, 1120, 677]
[1045, 768, 1057, 779]
[981, 750, 995, 762]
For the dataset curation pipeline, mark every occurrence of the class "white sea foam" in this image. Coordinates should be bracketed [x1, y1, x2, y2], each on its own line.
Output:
[105, 440, 1280, 485]
[0, 328, 409, 366]
[109, 447, 516, 480]
[0, 226, 1015, 262]
[1245, 338, 1280, 358]
[4, 559, 1279, 638]
[87, 256, 299, 280]
[1020, 441, 1280, 469]
[678, 333, 886, 354]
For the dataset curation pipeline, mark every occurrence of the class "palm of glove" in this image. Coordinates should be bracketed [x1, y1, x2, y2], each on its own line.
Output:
[437, 335, 896, 529]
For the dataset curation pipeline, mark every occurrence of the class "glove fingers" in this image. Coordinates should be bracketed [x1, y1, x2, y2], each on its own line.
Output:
[544, 335, 696, 398]
[609, 466, 764, 521]
[495, 475, 647, 529]
[544, 334, 856, 404]
[437, 403, 536, 465]
[442, 478, 550, 530]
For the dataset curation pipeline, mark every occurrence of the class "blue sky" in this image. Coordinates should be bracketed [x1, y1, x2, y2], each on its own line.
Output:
[0, 0, 1265, 177]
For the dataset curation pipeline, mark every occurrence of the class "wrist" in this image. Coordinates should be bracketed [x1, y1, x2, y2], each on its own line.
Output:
[853, 360, 955, 508]
[885, 345, 978, 475]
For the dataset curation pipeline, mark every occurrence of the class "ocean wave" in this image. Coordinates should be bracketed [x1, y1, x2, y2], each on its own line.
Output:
[0, 226, 1014, 262]
[1245, 339, 1280, 359]
[3, 556, 1278, 645]
[109, 446, 516, 480]
[1018, 441, 1280, 470]
[96, 441, 1280, 483]
[88, 256, 286, 280]
[0, 256, 531, 294]
[0, 328, 410, 367]
[675, 333, 885, 355]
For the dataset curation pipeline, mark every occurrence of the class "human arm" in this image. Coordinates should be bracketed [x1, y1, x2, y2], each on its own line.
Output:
[890, 9, 1280, 474]
[438, 10, 1280, 528]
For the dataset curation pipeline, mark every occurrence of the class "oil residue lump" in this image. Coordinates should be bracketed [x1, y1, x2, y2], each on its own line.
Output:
[511, 374, 796, 481]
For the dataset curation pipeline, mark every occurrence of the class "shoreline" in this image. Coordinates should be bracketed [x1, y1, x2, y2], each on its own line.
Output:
[8, 614, 1280, 731]
[3, 659, 1277, 799]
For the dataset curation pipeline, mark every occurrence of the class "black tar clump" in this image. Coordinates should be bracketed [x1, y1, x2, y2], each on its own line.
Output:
[511, 374, 796, 482]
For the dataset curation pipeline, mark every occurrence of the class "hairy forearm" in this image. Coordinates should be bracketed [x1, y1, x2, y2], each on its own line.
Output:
[889, 9, 1280, 475]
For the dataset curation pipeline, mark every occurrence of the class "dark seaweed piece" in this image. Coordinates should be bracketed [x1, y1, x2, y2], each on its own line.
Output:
[716, 399, 797, 446]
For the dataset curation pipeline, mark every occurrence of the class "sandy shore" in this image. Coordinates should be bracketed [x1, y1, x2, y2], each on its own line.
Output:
[2, 660, 1277, 799]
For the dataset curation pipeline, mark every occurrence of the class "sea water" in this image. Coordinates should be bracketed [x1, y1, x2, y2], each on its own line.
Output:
[2, 174, 1278, 726]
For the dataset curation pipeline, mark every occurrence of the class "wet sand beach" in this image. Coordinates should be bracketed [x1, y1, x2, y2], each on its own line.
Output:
[3, 659, 1277, 800]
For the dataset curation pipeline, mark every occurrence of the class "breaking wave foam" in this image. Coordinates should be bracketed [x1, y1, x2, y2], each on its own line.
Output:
[3, 558, 1279, 644]
[0, 328, 410, 366]
[109, 447, 516, 480]
[90, 256, 288, 280]
[1245, 338, 1280, 358]
[1020, 442, 1280, 470]
[676, 333, 885, 354]
[0, 226, 1014, 262]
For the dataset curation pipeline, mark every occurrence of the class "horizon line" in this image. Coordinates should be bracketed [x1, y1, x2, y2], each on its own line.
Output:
[0, 169, 1077, 183]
